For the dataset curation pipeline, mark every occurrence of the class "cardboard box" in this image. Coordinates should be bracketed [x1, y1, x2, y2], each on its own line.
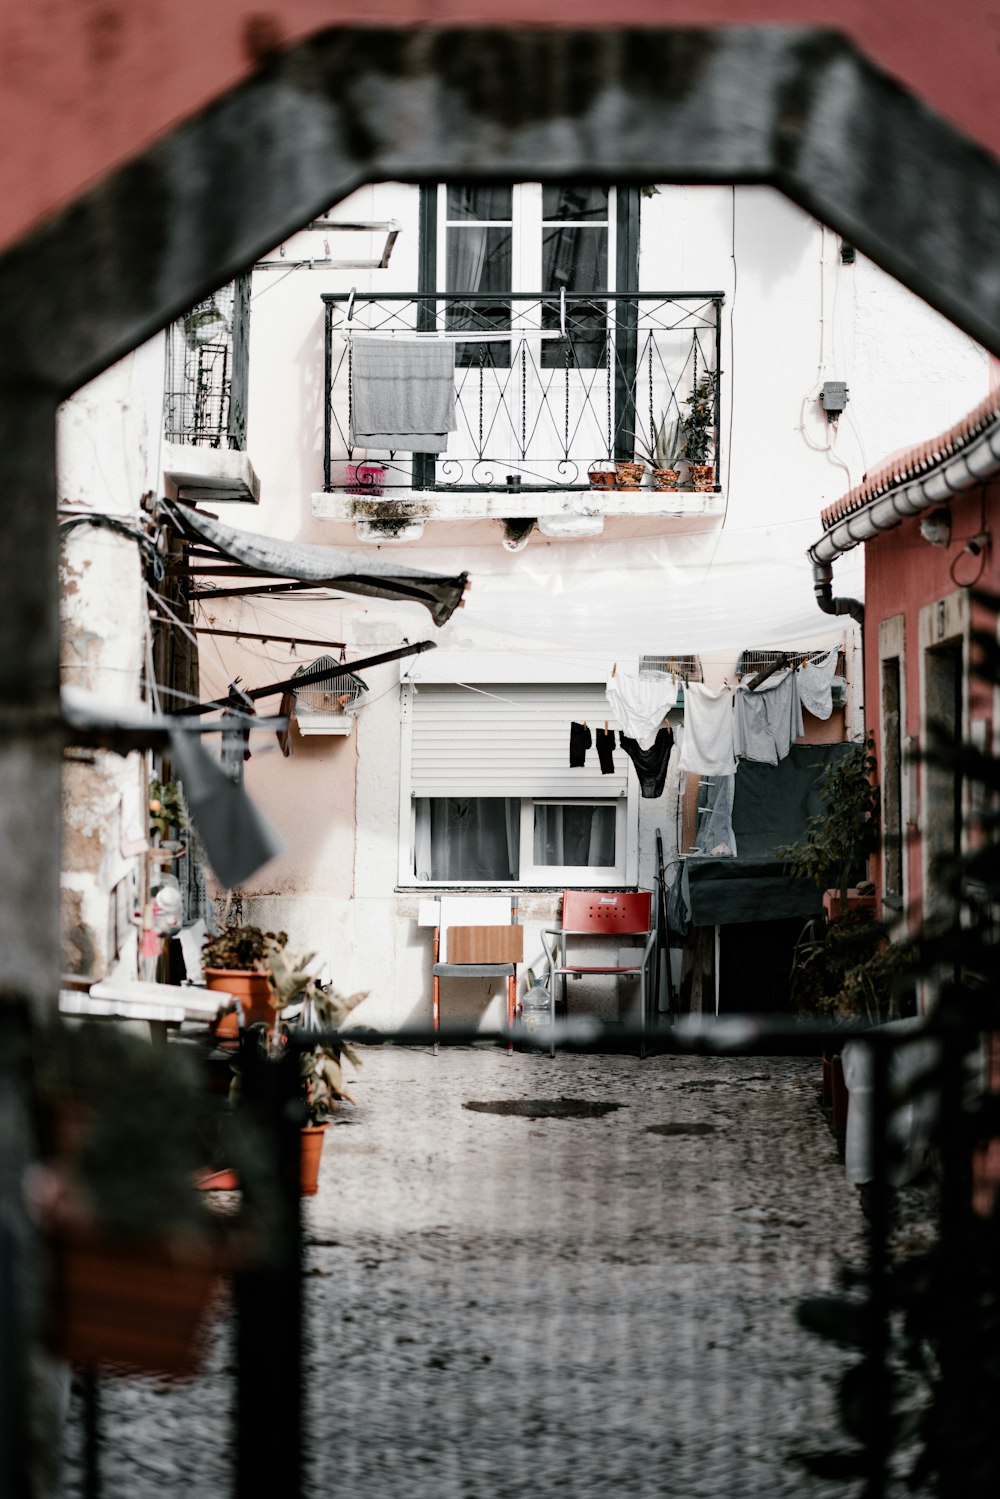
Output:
[446, 926, 524, 964]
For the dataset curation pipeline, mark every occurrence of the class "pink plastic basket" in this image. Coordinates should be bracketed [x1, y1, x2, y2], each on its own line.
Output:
[345, 463, 386, 496]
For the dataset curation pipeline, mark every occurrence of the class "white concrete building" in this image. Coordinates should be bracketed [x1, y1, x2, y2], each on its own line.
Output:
[59, 180, 990, 1025]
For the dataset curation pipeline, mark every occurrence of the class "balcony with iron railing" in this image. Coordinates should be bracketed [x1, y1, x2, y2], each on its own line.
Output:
[314, 291, 725, 540]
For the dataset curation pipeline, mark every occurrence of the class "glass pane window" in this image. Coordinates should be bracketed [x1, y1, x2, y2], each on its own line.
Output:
[542, 185, 610, 223]
[446, 185, 513, 221]
[414, 797, 520, 882]
[541, 188, 608, 370]
[533, 803, 617, 868]
[446, 226, 512, 368]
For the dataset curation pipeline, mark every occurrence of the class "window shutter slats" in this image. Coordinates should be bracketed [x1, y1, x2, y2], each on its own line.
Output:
[410, 684, 628, 797]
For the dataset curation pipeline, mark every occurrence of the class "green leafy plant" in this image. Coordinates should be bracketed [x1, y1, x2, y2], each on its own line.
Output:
[787, 909, 911, 1024]
[680, 370, 717, 466]
[629, 412, 683, 471]
[201, 923, 287, 972]
[148, 778, 188, 842]
[233, 937, 367, 1124]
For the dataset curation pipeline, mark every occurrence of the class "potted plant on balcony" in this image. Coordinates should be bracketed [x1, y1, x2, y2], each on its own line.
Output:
[681, 370, 718, 491]
[234, 937, 367, 1194]
[630, 412, 684, 491]
[201, 923, 289, 1028]
[32, 1021, 229, 1376]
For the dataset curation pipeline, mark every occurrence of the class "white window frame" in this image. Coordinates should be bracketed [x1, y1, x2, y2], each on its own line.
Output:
[437, 183, 617, 307]
[397, 657, 639, 890]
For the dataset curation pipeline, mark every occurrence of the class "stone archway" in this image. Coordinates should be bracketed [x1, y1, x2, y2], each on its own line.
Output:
[3, 21, 1000, 997]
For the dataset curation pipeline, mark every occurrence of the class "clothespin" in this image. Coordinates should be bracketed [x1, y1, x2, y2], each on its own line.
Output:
[612, 661, 617, 676]
[604, 720, 608, 731]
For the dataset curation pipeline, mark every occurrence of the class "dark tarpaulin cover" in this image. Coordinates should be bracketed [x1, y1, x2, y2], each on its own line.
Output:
[684, 743, 851, 926]
[159, 498, 469, 627]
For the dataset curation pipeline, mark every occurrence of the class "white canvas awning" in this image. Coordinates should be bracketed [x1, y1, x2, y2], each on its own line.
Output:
[158, 497, 469, 626]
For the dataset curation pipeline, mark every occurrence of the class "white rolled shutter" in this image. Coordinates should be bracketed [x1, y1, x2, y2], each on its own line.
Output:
[408, 683, 628, 797]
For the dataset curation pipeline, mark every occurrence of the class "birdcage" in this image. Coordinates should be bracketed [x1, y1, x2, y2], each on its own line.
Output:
[292, 656, 369, 736]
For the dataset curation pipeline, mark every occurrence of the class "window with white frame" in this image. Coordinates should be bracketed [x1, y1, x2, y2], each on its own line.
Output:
[399, 680, 637, 887]
[438, 183, 617, 369]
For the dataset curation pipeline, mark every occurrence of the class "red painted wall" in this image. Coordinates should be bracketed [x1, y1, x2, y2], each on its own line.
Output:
[863, 488, 1000, 918]
[1, 2, 998, 255]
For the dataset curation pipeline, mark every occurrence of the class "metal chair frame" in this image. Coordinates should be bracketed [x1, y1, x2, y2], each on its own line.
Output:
[541, 891, 656, 1056]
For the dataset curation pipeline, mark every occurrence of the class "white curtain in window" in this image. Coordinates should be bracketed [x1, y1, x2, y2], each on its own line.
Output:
[533, 804, 616, 867]
[414, 797, 519, 882]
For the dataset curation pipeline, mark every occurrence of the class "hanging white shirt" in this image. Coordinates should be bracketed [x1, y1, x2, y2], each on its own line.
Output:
[798, 649, 841, 720]
[605, 670, 679, 750]
[677, 682, 737, 776]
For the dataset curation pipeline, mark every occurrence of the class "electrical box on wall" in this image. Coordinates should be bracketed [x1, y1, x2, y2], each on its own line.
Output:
[820, 381, 849, 421]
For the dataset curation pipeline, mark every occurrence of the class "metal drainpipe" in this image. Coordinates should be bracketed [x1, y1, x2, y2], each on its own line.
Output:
[812, 559, 865, 625]
[812, 560, 866, 729]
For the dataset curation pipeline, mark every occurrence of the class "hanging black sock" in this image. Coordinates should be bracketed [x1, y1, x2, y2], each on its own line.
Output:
[569, 721, 592, 767]
[595, 728, 616, 774]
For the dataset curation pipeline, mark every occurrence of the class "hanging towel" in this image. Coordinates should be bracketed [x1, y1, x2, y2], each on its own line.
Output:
[349, 337, 457, 453]
[677, 682, 736, 776]
[733, 667, 804, 765]
[605, 670, 678, 750]
[798, 649, 841, 720]
[595, 727, 617, 774]
[619, 725, 673, 798]
[569, 721, 592, 767]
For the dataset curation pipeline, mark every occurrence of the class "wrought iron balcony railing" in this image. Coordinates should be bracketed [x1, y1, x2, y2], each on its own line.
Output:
[322, 291, 723, 496]
[164, 275, 250, 451]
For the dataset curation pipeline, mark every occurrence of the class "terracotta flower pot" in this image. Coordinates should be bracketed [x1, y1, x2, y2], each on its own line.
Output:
[300, 1124, 328, 1195]
[615, 461, 646, 490]
[651, 467, 681, 490]
[588, 467, 616, 491]
[688, 463, 715, 492]
[50, 1229, 223, 1377]
[203, 968, 273, 1027]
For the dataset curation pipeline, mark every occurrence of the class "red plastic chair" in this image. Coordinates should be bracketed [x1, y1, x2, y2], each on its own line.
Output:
[541, 891, 655, 1055]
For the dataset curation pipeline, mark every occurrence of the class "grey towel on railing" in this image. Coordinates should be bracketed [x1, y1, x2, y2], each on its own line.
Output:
[349, 337, 457, 453]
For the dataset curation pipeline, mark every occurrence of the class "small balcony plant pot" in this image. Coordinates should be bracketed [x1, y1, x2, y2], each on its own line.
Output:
[651, 467, 681, 491]
[300, 1123, 328, 1195]
[615, 461, 646, 490]
[203, 967, 273, 1028]
[687, 463, 715, 492]
[588, 463, 616, 491]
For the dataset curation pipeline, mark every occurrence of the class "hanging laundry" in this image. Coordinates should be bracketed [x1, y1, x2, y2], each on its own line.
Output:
[798, 649, 841, 720]
[733, 667, 804, 765]
[677, 682, 736, 776]
[605, 669, 678, 750]
[595, 727, 616, 775]
[619, 725, 673, 798]
[276, 690, 295, 758]
[349, 337, 457, 453]
[569, 721, 592, 767]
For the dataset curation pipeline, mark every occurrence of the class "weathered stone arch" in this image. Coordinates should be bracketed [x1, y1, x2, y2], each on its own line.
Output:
[2, 25, 999, 400]
[2, 23, 1000, 996]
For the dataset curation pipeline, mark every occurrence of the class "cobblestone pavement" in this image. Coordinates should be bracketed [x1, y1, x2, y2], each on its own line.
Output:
[64, 1046, 874, 1497]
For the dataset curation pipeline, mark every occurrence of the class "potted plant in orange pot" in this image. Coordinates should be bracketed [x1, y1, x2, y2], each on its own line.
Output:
[629, 411, 684, 491]
[233, 938, 367, 1194]
[680, 370, 717, 490]
[201, 923, 289, 1028]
